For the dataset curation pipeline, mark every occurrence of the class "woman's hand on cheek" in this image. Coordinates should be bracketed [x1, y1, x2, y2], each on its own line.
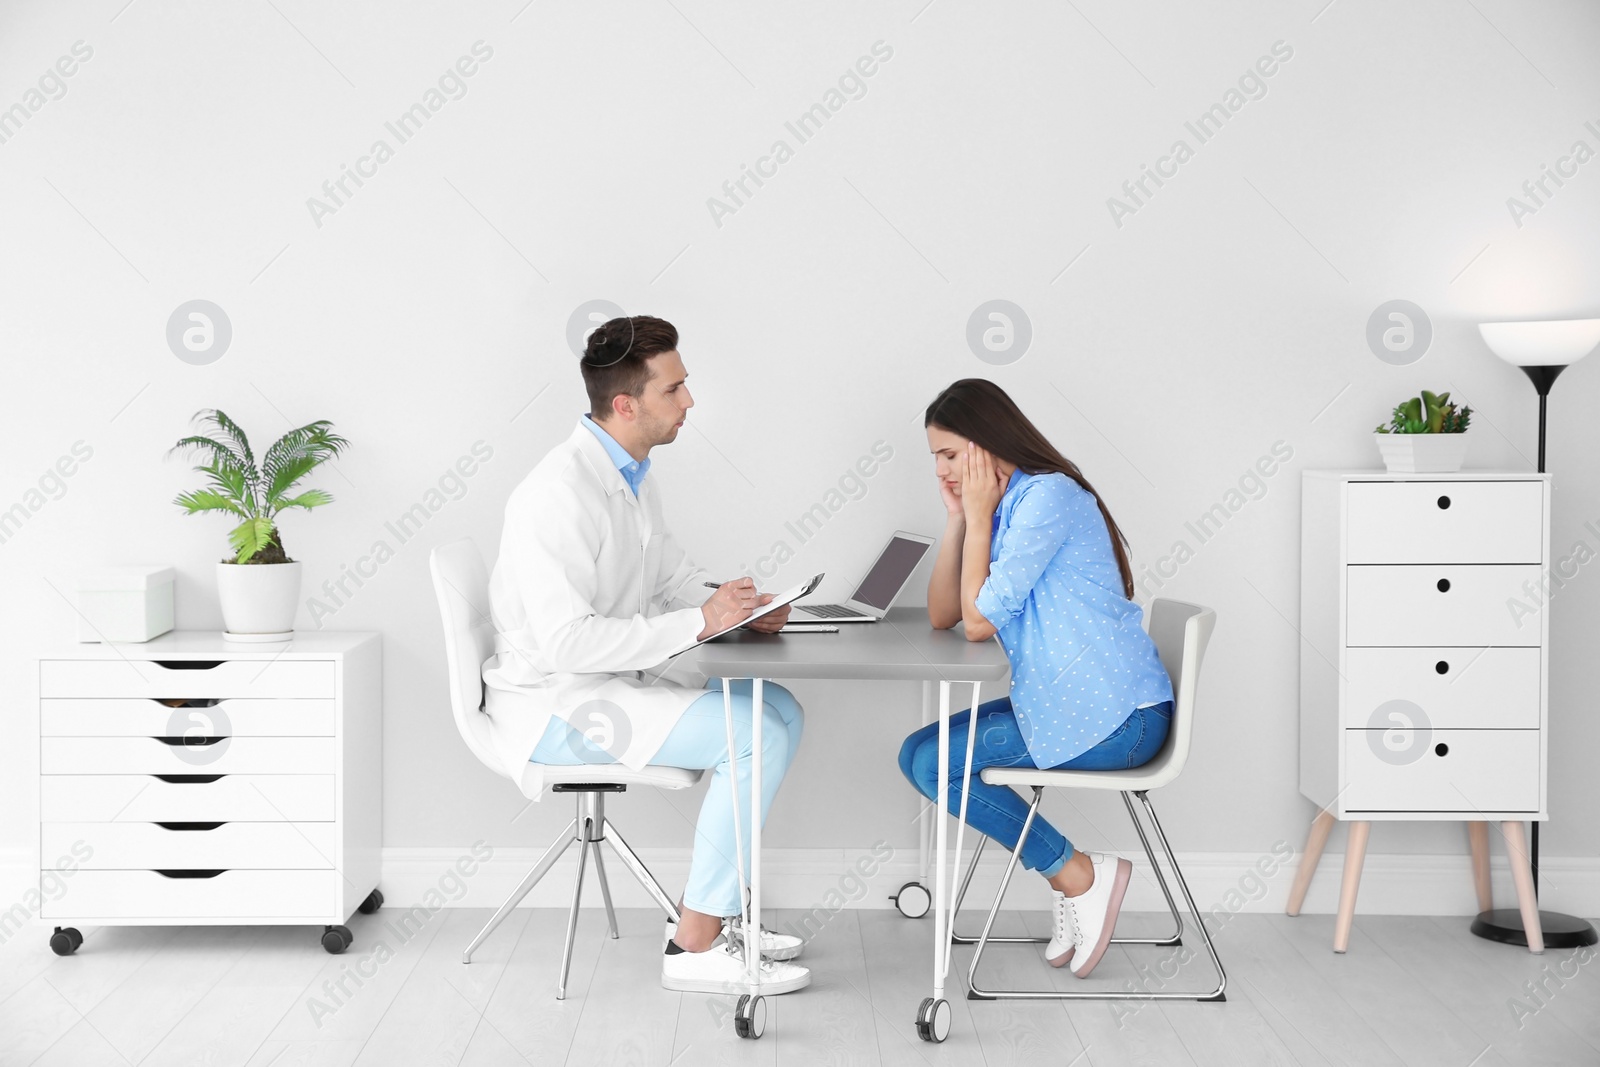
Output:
[938, 472, 963, 516]
[961, 442, 1005, 522]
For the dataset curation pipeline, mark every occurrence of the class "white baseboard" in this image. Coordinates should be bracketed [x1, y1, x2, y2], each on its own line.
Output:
[4, 846, 1595, 923]
[361, 844, 1600, 920]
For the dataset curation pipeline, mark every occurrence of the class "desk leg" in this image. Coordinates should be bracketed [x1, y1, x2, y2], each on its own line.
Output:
[751, 676, 764, 980]
[943, 680, 981, 982]
[919, 680, 934, 885]
[932, 680, 950, 1003]
[919, 679, 981, 1044]
[719, 678, 756, 986]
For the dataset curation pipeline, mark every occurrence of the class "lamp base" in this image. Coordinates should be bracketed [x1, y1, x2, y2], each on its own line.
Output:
[1471, 908, 1598, 949]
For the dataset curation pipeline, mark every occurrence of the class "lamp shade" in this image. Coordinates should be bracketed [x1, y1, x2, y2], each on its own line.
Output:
[1478, 318, 1600, 367]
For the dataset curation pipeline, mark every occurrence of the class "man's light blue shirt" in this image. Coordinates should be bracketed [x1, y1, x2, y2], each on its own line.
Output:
[973, 468, 1174, 768]
[581, 413, 650, 496]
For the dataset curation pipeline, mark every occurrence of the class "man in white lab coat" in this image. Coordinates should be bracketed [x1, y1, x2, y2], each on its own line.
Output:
[484, 315, 810, 995]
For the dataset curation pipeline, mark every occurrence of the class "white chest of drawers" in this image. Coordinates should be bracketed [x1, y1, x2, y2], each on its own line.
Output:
[1297, 471, 1548, 818]
[1288, 471, 1549, 952]
[37, 631, 382, 954]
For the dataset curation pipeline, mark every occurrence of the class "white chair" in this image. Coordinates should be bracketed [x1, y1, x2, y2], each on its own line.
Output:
[429, 538, 704, 999]
[951, 597, 1226, 1002]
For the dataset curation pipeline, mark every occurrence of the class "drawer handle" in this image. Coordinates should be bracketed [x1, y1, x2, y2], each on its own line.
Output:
[1434, 742, 1449, 757]
[155, 822, 225, 831]
[153, 774, 226, 784]
[1436, 578, 1451, 592]
[1435, 660, 1449, 674]
[153, 660, 225, 670]
[154, 869, 226, 878]
[1437, 495, 1451, 509]
[153, 736, 227, 747]
[154, 698, 221, 709]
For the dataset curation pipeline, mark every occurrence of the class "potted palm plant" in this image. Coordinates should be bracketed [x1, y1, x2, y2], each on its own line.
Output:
[168, 409, 349, 640]
[1373, 389, 1473, 473]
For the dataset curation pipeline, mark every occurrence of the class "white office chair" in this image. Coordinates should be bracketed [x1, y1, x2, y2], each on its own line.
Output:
[429, 538, 704, 999]
[950, 597, 1226, 1002]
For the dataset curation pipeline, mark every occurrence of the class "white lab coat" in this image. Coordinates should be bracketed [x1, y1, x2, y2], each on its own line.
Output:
[482, 419, 714, 799]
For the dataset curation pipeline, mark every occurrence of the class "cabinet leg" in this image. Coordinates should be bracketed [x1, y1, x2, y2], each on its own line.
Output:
[1502, 820, 1545, 954]
[1333, 821, 1370, 954]
[1468, 821, 1493, 914]
[1286, 809, 1337, 917]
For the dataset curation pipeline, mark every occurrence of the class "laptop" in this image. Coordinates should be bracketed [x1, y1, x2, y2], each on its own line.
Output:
[789, 531, 935, 623]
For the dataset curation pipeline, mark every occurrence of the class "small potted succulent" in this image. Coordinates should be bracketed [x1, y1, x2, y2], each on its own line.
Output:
[168, 409, 349, 640]
[1373, 389, 1473, 473]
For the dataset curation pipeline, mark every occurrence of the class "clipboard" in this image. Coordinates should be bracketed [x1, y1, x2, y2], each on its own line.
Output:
[672, 572, 824, 656]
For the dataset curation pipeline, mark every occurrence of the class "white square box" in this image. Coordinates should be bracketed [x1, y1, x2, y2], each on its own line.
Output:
[77, 565, 175, 642]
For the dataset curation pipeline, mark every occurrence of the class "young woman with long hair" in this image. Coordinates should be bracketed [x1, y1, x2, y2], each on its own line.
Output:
[898, 378, 1174, 979]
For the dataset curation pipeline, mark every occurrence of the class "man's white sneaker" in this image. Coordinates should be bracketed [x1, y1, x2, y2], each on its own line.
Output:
[1046, 889, 1077, 968]
[1067, 852, 1131, 979]
[663, 918, 804, 961]
[725, 915, 804, 961]
[661, 939, 811, 995]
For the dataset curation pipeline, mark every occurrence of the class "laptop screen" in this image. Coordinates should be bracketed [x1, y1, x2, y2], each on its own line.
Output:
[850, 535, 931, 610]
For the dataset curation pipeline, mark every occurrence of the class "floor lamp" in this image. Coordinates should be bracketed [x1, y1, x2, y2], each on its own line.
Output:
[1475, 317, 1600, 950]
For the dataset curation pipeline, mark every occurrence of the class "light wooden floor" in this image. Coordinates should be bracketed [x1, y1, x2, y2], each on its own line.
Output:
[2, 904, 1597, 1066]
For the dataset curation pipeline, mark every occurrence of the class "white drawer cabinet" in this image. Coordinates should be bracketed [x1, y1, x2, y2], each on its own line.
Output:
[1289, 471, 1549, 953]
[48, 870, 338, 919]
[37, 632, 381, 955]
[1341, 729, 1541, 812]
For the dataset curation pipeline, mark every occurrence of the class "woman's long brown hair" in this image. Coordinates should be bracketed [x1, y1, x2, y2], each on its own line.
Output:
[925, 378, 1136, 599]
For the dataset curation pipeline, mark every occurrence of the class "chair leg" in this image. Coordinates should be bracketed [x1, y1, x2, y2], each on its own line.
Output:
[1468, 821, 1493, 914]
[951, 792, 1180, 949]
[949, 833, 986, 929]
[1286, 809, 1337, 917]
[556, 816, 593, 1000]
[1136, 791, 1227, 1000]
[951, 835, 1050, 946]
[590, 841, 619, 940]
[1120, 791, 1184, 947]
[1333, 821, 1370, 953]
[603, 821, 681, 923]
[461, 817, 578, 964]
[967, 788, 1042, 997]
[966, 789, 1226, 1002]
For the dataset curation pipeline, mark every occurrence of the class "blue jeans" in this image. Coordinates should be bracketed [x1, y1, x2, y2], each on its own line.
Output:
[898, 698, 1172, 877]
[530, 678, 804, 916]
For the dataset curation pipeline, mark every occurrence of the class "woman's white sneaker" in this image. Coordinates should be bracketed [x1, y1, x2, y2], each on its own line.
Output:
[1066, 852, 1131, 978]
[1046, 889, 1077, 967]
[661, 939, 811, 995]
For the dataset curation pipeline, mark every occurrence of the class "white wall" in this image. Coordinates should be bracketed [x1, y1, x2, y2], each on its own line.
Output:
[3, 0, 1598, 914]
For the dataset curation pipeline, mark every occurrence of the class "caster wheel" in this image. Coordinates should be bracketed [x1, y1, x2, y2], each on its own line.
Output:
[50, 927, 82, 956]
[890, 881, 931, 919]
[322, 925, 353, 954]
[358, 889, 384, 915]
[915, 996, 950, 1043]
[734, 993, 766, 1039]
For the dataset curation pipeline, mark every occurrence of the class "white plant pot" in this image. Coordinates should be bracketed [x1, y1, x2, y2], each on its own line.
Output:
[216, 560, 301, 639]
[1373, 432, 1472, 474]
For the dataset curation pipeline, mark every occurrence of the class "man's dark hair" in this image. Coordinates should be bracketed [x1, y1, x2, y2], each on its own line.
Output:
[580, 315, 678, 420]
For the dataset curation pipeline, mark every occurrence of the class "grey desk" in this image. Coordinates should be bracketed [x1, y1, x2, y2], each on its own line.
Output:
[694, 606, 1010, 1043]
